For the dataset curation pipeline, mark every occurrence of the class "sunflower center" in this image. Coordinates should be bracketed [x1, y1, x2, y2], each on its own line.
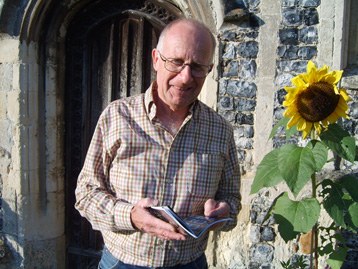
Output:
[296, 82, 340, 122]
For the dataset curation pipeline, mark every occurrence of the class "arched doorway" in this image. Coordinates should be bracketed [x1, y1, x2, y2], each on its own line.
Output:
[64, 1, 181, 267]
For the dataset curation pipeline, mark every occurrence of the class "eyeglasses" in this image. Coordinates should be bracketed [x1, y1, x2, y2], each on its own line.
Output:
[157, 51, 212, 78]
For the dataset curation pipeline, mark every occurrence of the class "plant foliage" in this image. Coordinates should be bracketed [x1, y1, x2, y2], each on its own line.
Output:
[251, 121, 358, 268]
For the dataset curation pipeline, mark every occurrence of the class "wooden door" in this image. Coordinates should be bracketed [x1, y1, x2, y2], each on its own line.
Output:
[65, 1, 180, 268]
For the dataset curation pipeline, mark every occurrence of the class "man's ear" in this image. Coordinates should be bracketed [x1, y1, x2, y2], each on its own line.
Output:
[152, 49, 159, 72]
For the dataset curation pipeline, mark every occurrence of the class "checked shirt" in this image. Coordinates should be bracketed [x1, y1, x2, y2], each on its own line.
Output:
[75, 83, 241, 267]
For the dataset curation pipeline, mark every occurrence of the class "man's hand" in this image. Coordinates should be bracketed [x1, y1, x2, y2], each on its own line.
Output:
[130, 198, 187, 241]
[204, 199, 230, 231]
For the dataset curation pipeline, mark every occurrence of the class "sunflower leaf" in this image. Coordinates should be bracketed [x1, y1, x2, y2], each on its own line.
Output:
[278, 144, 316, 198]
[273, 193, 320, 242]
[340, 175, 358, 202]
[250, 148, 284, 194]
[268, 116, 298, 141]
[306, 140, 328, 171]
[269, 117, 289, 140]
[319, 123, 356, 163]
[321, 179, 352, 229]
[348, 202, 358, 227]
[326, 246, 347, 269]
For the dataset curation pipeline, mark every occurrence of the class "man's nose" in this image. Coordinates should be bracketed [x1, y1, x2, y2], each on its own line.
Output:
[179, 65, 194, 83]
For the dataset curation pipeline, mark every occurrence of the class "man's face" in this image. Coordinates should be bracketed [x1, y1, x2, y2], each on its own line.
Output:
[152, 23, 213, 112]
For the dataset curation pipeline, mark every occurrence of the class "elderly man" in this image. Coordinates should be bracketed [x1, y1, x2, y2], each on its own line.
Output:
[75, 18, 241, 269]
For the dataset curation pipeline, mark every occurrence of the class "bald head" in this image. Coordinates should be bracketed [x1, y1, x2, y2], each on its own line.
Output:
[156, 19, 216, 64]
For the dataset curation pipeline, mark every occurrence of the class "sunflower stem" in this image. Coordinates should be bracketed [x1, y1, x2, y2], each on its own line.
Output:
[310, 172, 318, 269]
[310, 129, 317, 140]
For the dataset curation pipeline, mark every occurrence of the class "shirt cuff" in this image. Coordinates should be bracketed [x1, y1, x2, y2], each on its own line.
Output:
[114, 201, 135, 230]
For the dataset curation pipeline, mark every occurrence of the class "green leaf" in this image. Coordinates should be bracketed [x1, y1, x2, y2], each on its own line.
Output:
[326, 247, 347, 269]
[269, 116, 298, 141]
[278, 144, 316, 197]
[285, 124, 298, 140]
[319, 123, 356, 163]
[306, 140, 328, 171]
[274, 193, 320, 242]
[321, 179, 352, 228]
[262, 192, 286, 223]
[250, 148, 284, 194]
[340, 175, 358, 202]
[269, 117, 289, 140]
[348, 202, 358, 227]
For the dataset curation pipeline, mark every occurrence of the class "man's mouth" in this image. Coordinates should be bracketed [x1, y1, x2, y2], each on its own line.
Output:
[173, 85, 190, 91]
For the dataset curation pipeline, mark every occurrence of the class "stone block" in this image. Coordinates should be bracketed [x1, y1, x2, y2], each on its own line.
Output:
[220, 31, 236, 41]
[6, 91, 20, 123]
[261, 226, 275, 241]
[236, 137, 253, 149]
[237, 112, 254, 125]
[300, 0, 321, 7]
[239, 59, 256, 79]
[304, 8, 319, 26]
[235, 98, 256, 111]
[299, 26, 318, 44]
[222, 43, 236, 59]
[237, 148, 246, 163]
[218, 96, 234, 111]
[298, 46, 317, 59]
[249, 243, 274, 263]
[222, 60, 239, 77]
[277, 45, 299, 60]
[227, 80, 257, 98]
[279, 28, 299, 44]
[234, 126, 254, 138]
[282, 0, 299, 7]
[219, 110, 236, 124]
[250, 225, 260, 242]
[282, 8, 303, 27]
[0, 63, 13, 91]
[219, 79, 228, 95]
[276, 73, 295, 87]
[0, 39, 20, 63]
[237, 41, 258, 58]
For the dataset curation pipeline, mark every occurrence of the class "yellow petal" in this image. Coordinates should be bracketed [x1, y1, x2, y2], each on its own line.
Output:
[284, 86, 300, 95]
[306, 61, 317, 74]
[314, 122, 322, 135]
[337, 97, 349, 112]
[321, 119, 329, 128]
[287, 113, 301, 128]
[292, 76, 308, 89]
[326, 111, 340, 124]
[315, 65, 329, 82]
[297, 118, 307, 131]
[322, 70, 343, 85]
[339, 89, 352, 101]
[284, 104, 298, 115]
[302, 121, 312, 139]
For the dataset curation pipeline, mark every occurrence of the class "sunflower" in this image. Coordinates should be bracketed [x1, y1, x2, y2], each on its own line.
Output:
[283, 61, 352, 139]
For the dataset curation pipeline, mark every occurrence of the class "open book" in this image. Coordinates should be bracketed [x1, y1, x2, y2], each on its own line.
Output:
[150, 205, 232, 239]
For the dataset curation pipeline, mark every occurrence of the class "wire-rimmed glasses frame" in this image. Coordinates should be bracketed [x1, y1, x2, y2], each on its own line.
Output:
[157, 50, 212, 78]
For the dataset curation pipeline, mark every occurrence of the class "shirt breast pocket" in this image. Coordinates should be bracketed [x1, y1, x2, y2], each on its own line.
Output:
[185, 152, 224, 204]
